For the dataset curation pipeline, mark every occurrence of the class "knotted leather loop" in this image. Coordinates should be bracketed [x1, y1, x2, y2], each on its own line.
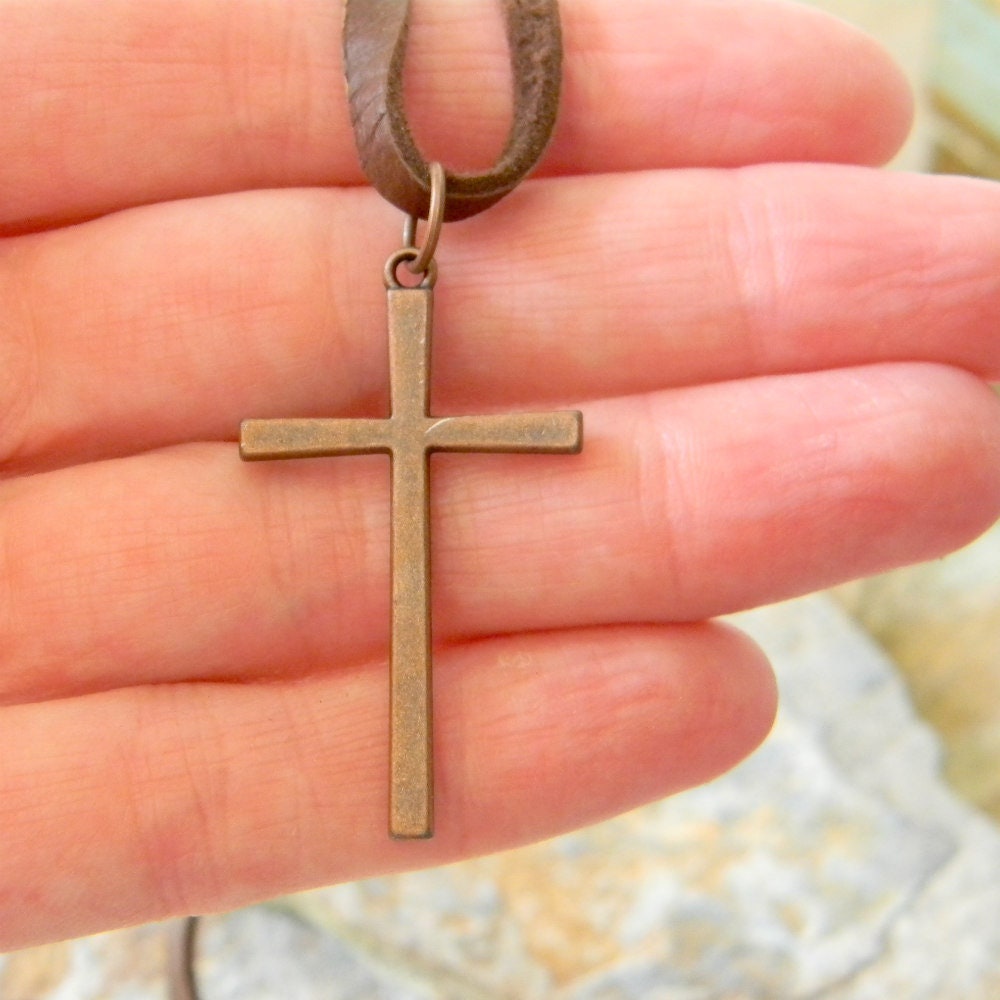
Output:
[343, 0, 562, 222]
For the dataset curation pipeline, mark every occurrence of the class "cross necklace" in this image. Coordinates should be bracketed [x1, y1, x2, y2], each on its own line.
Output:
[241, 1, 578, 840]
[241, 215, 581, 838]
[169, 3, 575, 996]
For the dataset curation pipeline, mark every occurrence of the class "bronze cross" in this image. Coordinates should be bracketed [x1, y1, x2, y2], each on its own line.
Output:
[240, 266, 582, 839]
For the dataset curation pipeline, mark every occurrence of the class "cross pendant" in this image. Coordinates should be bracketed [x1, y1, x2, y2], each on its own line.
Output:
[240, 261, 582, 839]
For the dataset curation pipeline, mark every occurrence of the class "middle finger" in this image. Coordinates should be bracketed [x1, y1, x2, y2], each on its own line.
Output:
[2, 361, 998, 705]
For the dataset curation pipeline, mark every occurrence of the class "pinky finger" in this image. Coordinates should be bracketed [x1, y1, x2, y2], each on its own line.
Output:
[0, 623, 776, 948]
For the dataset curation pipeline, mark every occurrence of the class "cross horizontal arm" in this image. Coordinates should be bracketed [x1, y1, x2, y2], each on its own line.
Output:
[240, 418, 392, 461]
[426, 411, 583, 454]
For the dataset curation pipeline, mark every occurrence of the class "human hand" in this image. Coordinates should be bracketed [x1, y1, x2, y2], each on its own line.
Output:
[1, 0, 998, 948]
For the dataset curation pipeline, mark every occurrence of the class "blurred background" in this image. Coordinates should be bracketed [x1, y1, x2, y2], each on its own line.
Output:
[810, 0, 1000, 828]
[2, 2, 999, 998]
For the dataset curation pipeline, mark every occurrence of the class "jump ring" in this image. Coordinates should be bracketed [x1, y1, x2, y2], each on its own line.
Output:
[402, 162, 446, 275]
[385, 248, 438, 290]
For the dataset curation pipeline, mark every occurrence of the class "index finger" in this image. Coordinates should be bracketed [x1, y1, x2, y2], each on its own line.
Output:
[0, 0, 911, 231]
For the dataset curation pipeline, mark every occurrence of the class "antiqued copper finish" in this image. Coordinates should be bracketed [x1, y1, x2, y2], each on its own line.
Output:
[240, 252, 582, 839]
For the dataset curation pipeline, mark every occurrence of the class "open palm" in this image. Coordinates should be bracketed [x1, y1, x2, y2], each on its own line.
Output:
[2, 0, 998, 949]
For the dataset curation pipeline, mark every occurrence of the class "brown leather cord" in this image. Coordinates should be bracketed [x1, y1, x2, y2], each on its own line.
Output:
[343, 0, 562, 221]
[166, 916, 200, 1000]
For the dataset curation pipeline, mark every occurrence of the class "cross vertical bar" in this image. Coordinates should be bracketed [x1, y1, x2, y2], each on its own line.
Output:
[389, 448, 432, 838]
[388, 287, 431, 419]
[387, 287, 434, 838]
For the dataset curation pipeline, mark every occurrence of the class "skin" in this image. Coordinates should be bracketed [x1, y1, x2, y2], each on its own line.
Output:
[0, 0, 998, 948]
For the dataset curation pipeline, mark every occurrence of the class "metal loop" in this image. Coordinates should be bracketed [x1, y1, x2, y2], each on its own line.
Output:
[402, 162, 446, 275]
[385, 247, 438, 290]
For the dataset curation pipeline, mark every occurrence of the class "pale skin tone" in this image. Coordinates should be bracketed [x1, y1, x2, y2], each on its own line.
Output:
[0, 0, 999, 949]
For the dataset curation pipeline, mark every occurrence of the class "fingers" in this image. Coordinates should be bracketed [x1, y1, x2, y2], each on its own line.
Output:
[0, 0, 911, 229]
[0, 622, 776, 948]
[2, 167, 999, 471]
[2, 363, 997, 705]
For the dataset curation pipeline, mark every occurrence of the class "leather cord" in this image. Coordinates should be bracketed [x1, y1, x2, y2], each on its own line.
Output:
[343, 0, 562, 221]
[166, 916, 200, 1000]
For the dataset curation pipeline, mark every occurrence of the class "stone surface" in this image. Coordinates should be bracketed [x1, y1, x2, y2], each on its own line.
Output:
[6, 596, 1000, 999]
[836, 524, 1000, 819]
